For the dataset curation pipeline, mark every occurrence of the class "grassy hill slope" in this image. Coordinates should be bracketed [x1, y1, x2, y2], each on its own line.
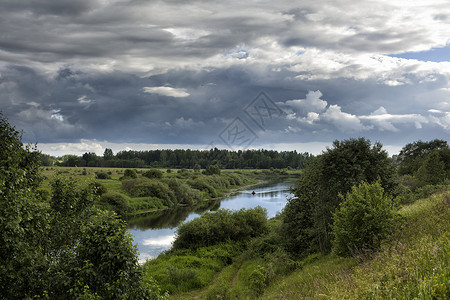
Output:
[169, 188, 449, 299]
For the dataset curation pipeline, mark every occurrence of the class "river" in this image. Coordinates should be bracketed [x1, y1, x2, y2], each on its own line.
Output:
[127, 181, 294, 263]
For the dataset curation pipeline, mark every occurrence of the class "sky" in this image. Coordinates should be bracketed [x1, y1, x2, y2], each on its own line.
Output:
[1, 0, 450, 157]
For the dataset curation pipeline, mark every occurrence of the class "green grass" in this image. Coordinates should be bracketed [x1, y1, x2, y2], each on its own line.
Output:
[144, 243, 247, 294]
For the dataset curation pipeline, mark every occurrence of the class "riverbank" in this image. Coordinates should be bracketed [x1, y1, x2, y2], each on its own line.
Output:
[39, 167, 300, 218]
[131, 180, 293, 267]
[124, 179, 270, 218]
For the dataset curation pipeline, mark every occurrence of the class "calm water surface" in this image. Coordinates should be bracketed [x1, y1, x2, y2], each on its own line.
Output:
[127, 181, 293, 262]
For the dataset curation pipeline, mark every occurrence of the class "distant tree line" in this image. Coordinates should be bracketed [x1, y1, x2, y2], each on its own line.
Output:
[46, 148, 313, 169]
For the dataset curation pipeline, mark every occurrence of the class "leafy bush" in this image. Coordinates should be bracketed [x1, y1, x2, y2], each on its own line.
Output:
[100, 192, 130, 215]
[224, 173, 247, 186]
[172, 207, 268, 250]
[204, 164, 220, 175]
[95, 171, 111, 179]
[205, 175, 230, 189]
[142, 169, 163, 179]
[123, 168, 138, 179]
[91, 181, 107, 196]
[163, 178, 203, 205]
[122, 178, 147, 191]
[248, 265, 266, 295]
[187, 177, 218, 198]
[332, 181, 401, 257]
[128, 179, 176, 206]
[36, 187, 51, 201]
[74, 210, 159, 299]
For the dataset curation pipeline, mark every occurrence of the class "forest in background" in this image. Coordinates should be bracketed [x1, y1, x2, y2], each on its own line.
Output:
[40, 148, 313, 170]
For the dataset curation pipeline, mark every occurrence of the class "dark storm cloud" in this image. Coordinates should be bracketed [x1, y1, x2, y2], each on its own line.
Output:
[2, 61, 448, 150]
[0, 0, 94, 16]
[1, 0, 450, 153]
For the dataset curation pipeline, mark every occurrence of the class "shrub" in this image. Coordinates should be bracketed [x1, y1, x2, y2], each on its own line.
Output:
[142, 169, 163, 179]
[332, 181, 401, 257]
[224, 173, 247, 186]
[248, 265, 266, 295]
[163, 178, 203, 205]
[36, 188, 51, 201]
[172, 207, 268, 250]
[123, 169, 138, 179]
[100, 192, 130, 215]
[128, 180, 176, 207]
[282, 138, 397, 256]
[91, 181, 107, 196]
[204, 164, 220, 175]
[95, 171, 111, 179]
[187, 177, 217, 198]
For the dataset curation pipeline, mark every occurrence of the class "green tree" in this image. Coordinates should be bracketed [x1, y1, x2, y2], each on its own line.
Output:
[0, 113, 46, 298]
[83, 152, 100, 167]
[204, 164, 221, 175]
[282, 138, 397, 256]
[398, 139, 448, 175]
[72, 210, 156, 299]
[332, 181, 400, 257]
[0, 113, 166, 299]
[103, 148, 114, 160]
[415, 150, 447, 187]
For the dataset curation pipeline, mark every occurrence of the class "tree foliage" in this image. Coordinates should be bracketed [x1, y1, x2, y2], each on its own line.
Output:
[143, 168, 164, 179]
[397, 139, 448, 175]
[123, 168, 138, 179]
[172, 207, 268, 250]
[204, 164, 221, 175]
[415, 150, 447, 187]
[0, 113, 165, 299]
[56, 147, 313, 169]
[0, 113, 45, 298]
[73, 210, 152, 299]
[282, 138, 397, 256]
[332, 181, 400, 257]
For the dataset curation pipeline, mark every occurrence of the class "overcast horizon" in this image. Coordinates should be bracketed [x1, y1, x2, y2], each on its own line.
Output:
[1, 0, 449, 157]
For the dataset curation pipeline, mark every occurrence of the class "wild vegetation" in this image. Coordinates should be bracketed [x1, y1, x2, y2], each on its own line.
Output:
[2, 108, 449, 299]
[39, 165, 300, 217]
[144, 138, 449, 299]
[0, 113, 167, 299]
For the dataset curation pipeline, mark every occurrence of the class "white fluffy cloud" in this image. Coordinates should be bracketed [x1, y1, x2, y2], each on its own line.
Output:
[322, 104, 370, 132]
[282, 90, 447, 134]
[284, 90, 328, 114]
[359, 106, 428, 132]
